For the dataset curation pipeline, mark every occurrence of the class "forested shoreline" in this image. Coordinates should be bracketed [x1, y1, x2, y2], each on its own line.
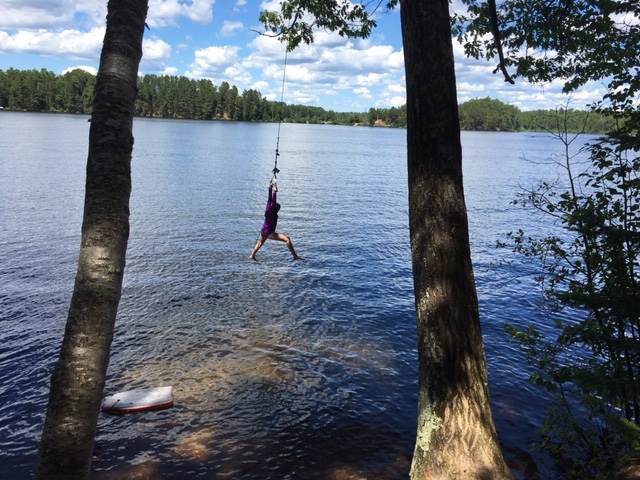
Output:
[0, 67, 614, 133]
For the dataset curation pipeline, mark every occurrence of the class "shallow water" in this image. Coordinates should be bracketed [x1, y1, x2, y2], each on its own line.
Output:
[0, 112, 594, 478]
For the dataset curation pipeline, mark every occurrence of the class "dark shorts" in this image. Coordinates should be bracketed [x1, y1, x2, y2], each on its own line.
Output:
[260, 228, 274, 239]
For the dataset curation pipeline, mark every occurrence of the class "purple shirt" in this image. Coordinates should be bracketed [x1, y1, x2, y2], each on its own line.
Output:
[260, 185, 278, 237]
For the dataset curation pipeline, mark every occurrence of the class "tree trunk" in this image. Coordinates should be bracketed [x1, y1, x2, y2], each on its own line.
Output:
[35, 1, 148, 478]
[400, 0, 514, 478]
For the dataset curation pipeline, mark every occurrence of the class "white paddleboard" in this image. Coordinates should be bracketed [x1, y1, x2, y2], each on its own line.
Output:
[102, 386, 174, 414]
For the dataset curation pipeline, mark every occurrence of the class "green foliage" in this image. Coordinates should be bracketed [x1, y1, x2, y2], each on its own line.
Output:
[459, 97, 520, 131]
[0, 67, 94, 113]
[258, 0, 386, 51]
[458, 97, 616, 133]
[453, 0, 640, 186]
[457, 6, 640, 470]
[366, 105, 407, 128]
[502, 117, 640, 477]
[519, 108, 618, 135]
[453, 0, 639, 95]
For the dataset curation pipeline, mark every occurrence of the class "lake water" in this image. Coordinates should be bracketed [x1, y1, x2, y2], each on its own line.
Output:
[0, 112, 594, 479]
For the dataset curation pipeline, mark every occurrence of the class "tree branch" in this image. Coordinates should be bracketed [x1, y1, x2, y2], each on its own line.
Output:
[488, 0, 515, 84]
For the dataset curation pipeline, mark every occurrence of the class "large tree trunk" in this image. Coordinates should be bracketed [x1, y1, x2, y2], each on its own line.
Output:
[400, 1, 514, 478]
[35, 1, 148, 478]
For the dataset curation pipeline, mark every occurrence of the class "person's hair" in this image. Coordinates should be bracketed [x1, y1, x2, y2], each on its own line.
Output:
[265, 203, 281, 217]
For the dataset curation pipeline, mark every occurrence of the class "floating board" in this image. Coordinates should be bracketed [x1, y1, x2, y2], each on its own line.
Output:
[101, 386, 173, 414]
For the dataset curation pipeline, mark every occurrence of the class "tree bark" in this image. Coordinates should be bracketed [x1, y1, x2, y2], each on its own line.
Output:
[400, 0, 514, 478]
[35, 1, 148, 478]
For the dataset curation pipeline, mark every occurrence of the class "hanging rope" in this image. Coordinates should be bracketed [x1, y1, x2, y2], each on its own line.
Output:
[272, 48, 288, 184]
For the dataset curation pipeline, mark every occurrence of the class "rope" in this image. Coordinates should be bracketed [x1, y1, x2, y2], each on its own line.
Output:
[272, 48, 288, 184]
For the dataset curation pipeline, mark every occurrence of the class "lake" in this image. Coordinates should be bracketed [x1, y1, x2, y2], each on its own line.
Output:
[0, 112, 593, 479]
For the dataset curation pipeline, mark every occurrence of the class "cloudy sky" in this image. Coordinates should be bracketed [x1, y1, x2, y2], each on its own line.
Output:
[0, 0, 605, 112]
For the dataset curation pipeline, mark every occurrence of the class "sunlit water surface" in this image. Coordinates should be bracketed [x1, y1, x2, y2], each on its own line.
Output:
[0, 112, 596, 479]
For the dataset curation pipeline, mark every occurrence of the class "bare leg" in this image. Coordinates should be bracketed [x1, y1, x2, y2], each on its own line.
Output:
[249, 234, 267, 260]
[268, 232, 302, 260]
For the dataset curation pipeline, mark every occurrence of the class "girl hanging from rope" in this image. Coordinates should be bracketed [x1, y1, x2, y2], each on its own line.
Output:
[249, 181, 302, 261]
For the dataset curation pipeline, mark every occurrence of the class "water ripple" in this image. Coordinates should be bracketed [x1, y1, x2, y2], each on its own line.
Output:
[1, 115, 598, 479]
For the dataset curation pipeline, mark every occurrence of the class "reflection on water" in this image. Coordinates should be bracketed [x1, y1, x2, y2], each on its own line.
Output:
[0, 113, 597, 479]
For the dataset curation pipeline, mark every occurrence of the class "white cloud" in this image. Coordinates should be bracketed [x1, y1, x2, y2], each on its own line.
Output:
[384, 50, 404, 70]
[144, 37, 172, 59]
[261, 63, 284, 82]
[63, 65, 97, 75]
[0, 0, 105, 30]
[0, 27, 104, 59]
[389, 96, 405, 108]
[185, 0, 216, 23]
[243, 34, 287, 69]
[162, 66, 179, 76]
[147, 0, 215, 28]
[185, 45, 258, 88]
[282, 64, 316, 84]
[289, 88, 319, 105]
[354, 87, 372, 99]
[314, 30, 357, 48]
[224, 64, 252, 86]
[192, 45, 240, 71]
[141, 37, 172, 71]
[250, 80, 270, 92]
[242, 26, 407, 109]
[355, 73, 389, 87]
[259, 1, 280, 12]
[221, 20, 243, 36]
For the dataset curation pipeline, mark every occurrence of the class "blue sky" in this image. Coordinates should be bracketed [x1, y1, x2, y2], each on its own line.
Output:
[0, 0, 605, 112]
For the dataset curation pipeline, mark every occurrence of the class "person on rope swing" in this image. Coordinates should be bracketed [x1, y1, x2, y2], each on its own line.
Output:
[249, 181, 302, 261]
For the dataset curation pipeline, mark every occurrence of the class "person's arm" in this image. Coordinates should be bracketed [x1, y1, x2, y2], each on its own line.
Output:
[266, 183, 273, 208]
[272, 184, 277, 204]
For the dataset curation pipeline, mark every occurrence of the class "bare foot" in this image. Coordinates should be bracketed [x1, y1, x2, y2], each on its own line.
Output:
[293, 255, 303, 261]
[249, 255, 257, 261]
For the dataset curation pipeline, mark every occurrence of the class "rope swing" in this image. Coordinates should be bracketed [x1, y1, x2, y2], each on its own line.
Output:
[248, 44, 302, 262]
[272, 48, 288, 185]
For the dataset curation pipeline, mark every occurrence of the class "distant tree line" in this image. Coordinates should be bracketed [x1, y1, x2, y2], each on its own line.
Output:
[0, 68, 614, 133]
[0, 68, 403, 126]
[459, 96, 617, 134]
[136, 74, 409, 125]
[0, 67, 95, 114]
